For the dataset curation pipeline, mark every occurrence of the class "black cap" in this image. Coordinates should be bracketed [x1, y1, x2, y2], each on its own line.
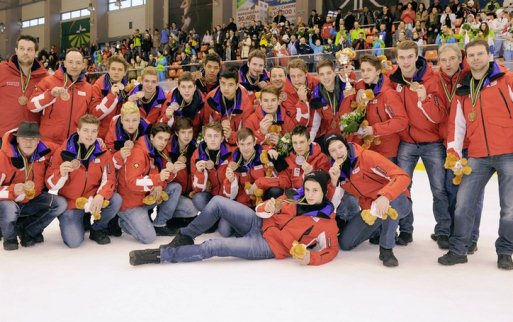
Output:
[304, 171, 330, 195]
[323, 132, 349, 155]
[15, 121, 41, 138]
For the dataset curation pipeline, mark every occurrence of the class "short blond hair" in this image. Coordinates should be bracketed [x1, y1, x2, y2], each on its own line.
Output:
[120, 101, 140, 116]
[141, 66, 158, 79]
[396, 40, 419, 56]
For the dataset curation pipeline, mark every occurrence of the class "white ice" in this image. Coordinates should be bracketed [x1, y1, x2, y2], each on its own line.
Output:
[1, 171, 512, 322]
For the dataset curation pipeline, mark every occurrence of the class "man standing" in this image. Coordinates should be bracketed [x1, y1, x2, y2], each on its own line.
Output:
[0, 35, 48, 138]
[439, 40, 513, 270]
[28, 48, 93, 145]
[0, 122, 67, 250]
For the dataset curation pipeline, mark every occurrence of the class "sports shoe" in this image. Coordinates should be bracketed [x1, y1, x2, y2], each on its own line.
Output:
[369, 235, 380, 245]
[154, 226, 179, 236]
[19, 232, 36, 247]
[160, 231, 194, 249]
[438, 251, 468, 266]
[379, 247, 399, 267]
[129, 249, 160, 266]
[108, 217, 122, 237]
[89, 229, 111, 245]
[497, 254, 513, 270]
[396, 232, 413, 246]
[3, 238, 18, 251]
[431, 234, 450, 249]
[467, 242, 478, 255]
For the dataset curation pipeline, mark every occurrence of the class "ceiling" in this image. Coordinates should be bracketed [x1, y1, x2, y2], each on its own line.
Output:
[0, 0, 44, 11]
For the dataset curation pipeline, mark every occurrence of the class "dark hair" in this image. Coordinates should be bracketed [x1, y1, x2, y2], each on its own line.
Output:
[17, 35, 39, 51]
[108, 55, 129, 71]
[220, 68, 238, 82]
[465, 39, 490, 54]
[291, 125, 310, 140]
[316, 59, 335, 73]
[360, 54, 382, 72]
[204, 52, 221, 66]
[151, 123, 172, 136]
[178, 71, 195, 85]
[78, 114, 100, 128]
[175, 117, 194, 132]
[65, 47, 83, 58]
[237, 127, 255, 141]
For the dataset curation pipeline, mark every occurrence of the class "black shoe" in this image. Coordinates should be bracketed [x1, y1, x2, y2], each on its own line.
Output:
[498, 254, 513, 270]
[155, 226, 179, 236]
[431, 234, 449, 249]
[19, 232, 36, 248]
[396, 232, 413, 246]
[129, 248, 161, 266]
[369, 235, 380, 245]
[467, 242, 478, 255]
[379, 247, 399, 267]
[3, 238, 18, 251]
[166, 217, 195, 229]
[108, 217, 122, 237]
[83, 213, 92, 231]
[89, 229, 111, 245]
[438, 251, 468, 266]
[32, 233, 44, 244]
[161, 231, 194, 248]
[0, 229, 3, 241]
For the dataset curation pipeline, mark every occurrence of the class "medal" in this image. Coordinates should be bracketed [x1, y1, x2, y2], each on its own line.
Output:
[177, 155, 187, 163]
[18, 95, 28, 106]
[205, 160, 215, 170]
[24, 180, 35, 191]
[469, 77, 486, 123]
[296, 155, 306, 166]
[61, 91, 70, 101]
[468, 111, 476, 122]
[279, 92, 287, 102]
[228, 161, 238, 171]
[124, 140, 134, 149]
[70, 159, 81, 170]
[166, 161, 174, 171]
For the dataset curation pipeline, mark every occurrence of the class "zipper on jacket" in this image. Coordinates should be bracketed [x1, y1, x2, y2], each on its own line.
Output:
[67, 85, 74, 138]
[498, 88, 512, 118]
[297, 225, 314, 243]
[478, 95, 491, 156]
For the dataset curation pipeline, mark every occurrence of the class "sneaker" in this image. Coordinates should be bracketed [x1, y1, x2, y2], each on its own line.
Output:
[438, 251, 468, 266]
[154, 226, 179, 236]
[129, 248, 160, 266]
[467, 242, 478, 255]
[3, 238, 18, 251]
[498, 254, 513, 270]
[19, 232, 36, 247]
[108, 217, 122, 237]
[89, 229, 111, 245]
[160, 231, 194, 248]
[431, 234, 450, 249]
[32, 233, 44, 244]
[379, 247, 399, 267]
[396, 232, 413, 246]
[369, 235, 380, 245]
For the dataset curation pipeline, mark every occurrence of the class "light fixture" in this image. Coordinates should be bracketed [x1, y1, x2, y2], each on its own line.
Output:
[87, 2, 95, 12]
[0, 23, 5, 33]
[115, 0, 122, 7]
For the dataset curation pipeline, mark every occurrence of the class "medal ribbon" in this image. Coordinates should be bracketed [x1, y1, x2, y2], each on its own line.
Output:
[17, 147, 33, 180]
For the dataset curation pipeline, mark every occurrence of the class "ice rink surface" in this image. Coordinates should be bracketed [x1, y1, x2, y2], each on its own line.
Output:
[1, 171, 512, 322]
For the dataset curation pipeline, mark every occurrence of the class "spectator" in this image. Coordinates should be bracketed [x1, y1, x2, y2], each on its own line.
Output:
[358, 6, 374, 26]
[426, 7, 441, 44]
[401, 3, 416, 29]
[241, 33, 252, 59]
[441, 6, 457, 29]
[227, 17, 237, 32]
[308, 9, 322, 28]
[352, 32, 369, 51]
[202, 30, 213, 45]
[153, 29, 160, 51]
[416, 3, 428, 29]
[160, 23, 170, 50]
[273, 9, 287, 25]
[350, 21, 366, 42]
[344, 11, 356, 32]
[436, 25, 458, 45]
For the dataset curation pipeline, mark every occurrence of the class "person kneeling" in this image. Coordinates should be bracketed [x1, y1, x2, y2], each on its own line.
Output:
[129, 171, 339, 266]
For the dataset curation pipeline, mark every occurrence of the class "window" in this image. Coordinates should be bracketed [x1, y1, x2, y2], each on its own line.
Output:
[61, 8, 90, 21]
[20, 17, 44, 29]
[108, 0, 146, 11]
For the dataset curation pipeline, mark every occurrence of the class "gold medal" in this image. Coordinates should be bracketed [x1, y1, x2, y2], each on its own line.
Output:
[61, 91, 70, 101]
[166, 161, 174, 171]
[228, 161, 238, 171]
[70, 159, 81, 170]
[124, 140, 134, 149]
[24, 180, 35, 191]
[468, 111, 476, 122]
[18, 95, 28, 106]
[177, 155, 187, 164]
[206, 160, 215, 170]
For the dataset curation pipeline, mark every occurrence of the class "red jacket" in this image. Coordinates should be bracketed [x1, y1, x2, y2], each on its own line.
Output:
[28, 67, 93, 145]
[190, 141, 233, 195]
[448, 62, 513, 158]
[329, 143, 411, 210]
[160, 87, 205, 138]
[244, 105, 295, 145]
[222, 145, 266, 207]
[117, 135, 176, 211]
[201, 86, 254, 145]
[105, 114, 151, 170]
[45, 134, 116, 209]
[255, 143, 330, 190]
[309, 77, 354, 139]
[352, 78, 408, 158]
[281, 75, 319, 129]
[128, 84, 168, 124]
[0, 56, 48, 136]
[90, 74, 129, 139]
[238, 64, 270, 106]
[0, 132, 56, 203]
[168, 135, 196, 195]
[387, 57, 444, 143]
[256, 196, 339, 265]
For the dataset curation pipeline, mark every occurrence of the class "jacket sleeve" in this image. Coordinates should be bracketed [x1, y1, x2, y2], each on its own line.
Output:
[45, 147, 69, 195]
[191, 152, 208, 192]
[367, 151, 411, 201]
[446, 95, 466, 158]
[124, 148, 163, 193]
[90, 83, 121, 121]
[308, 230, 339, 266]
[27, 78, 58, 114]
[96, 152, 116, 200]
[282, 92, 311, 126]
[416, 79, 444, 124]
[222, 174, 239, 200]
[372, 89, 409, 136]
[255, 168, 291, 190]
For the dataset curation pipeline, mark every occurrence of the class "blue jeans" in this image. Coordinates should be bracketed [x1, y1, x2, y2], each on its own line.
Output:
[494, 38, 503, 57]
[118, 204, 157, 244]
[160, 196, 274, 263]
[59, 193, 122, 248]
[153, 182, 182, 227]
[192, 191, 213, 211]
[174, 195, 199, 218]
[450, 154, 513, 256]
[0, 193, 67, 240]
[445, 149, 483, 242]
[504, 50, 513, 62]
[336, 192, 360, 222]
[339, 194, 412, 250]
[397, 141, 450, 236]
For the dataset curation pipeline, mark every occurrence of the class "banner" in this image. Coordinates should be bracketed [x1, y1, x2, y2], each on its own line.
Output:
[263, 0, 297, 23]
[169, 0, 213, 36]
[61, 18, 90, 51]
[236, 0, 264, 25]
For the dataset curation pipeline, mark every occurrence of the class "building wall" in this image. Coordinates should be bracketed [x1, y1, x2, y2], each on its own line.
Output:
[107, 6, 146, 39]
